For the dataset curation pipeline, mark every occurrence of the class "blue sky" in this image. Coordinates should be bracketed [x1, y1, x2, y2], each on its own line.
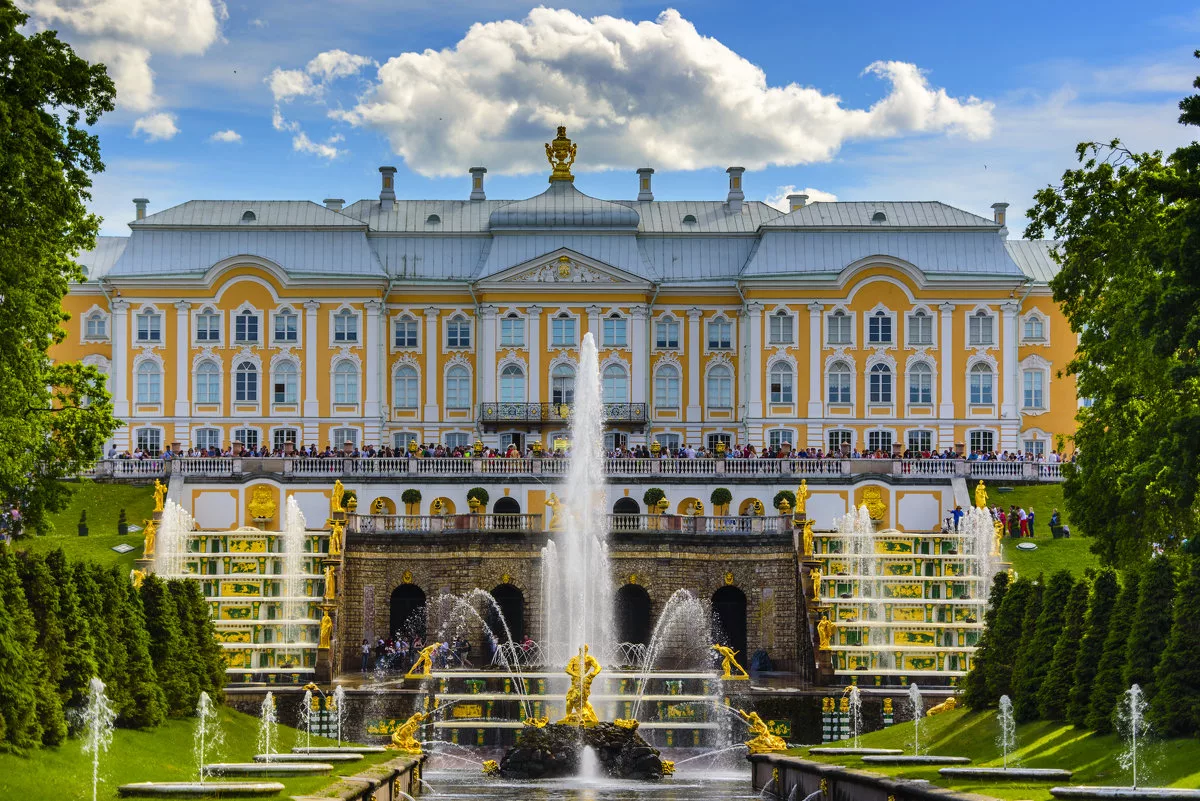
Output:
[19, 0, 1200, 235]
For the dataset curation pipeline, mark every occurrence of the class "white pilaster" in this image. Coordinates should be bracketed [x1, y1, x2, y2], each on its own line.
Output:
[938, 303, 955, 419]
[172, 301, 190, 419]
[363, 301, 382, 443]
[527, 306, 543, 402]
[422, 307, 440, 424]
[746, 302, 764, 421]
[111, 300, 130, 420]
[630, 305, 648, 404]
[479, 305, 498, 402]
[686, 307, 702, 423]
[806, 302, 823, 422]
[586, 304, 601, 345]
[303, 301, 320, 420]
[1001, 301, 1020, 449]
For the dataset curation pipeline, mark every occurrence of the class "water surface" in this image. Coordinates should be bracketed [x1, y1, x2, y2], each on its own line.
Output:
[422, 768, 756, 799]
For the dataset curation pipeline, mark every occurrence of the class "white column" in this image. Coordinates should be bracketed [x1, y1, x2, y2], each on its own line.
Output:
[745, 303, 764, 420]
[303, 301, 320, 419]
[686, 307, 702, 423]
[806, 302, 823, 422]
[1001, 300, 1020, 449]
[363, 300, 382, 436]
[111, 300, 130, 420]
[422, 307, 440, 423]
[586, 304, 601, 345]
[172, 301, 190, 420]
[938, 303, 956, 419]
[527, 306, 542, 402]
[479, 305, 498, 403]
[630, 305, 648, 404]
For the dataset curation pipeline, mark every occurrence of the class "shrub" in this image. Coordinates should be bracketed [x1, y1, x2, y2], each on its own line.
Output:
[401, 489, 422, 511]
[773, 490, 795, 510]
[1038, 578, 1090, 720]
[710, 488, 732, 510]
[963, 571, 1009, 709]
[1087, 568, 1140, 733]
[1014, 570, 1074, 722]
[1068, 569, 1119, 727]
[467, 487, 489, 508]
[1123, 556, 1176, 705]
[643, 488, 665, 508]
[1149, 557, 1200, 738]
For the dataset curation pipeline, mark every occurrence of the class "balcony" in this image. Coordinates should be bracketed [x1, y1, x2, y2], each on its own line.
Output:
[477, 401, 647, 427]
[347, 513, 790, 537]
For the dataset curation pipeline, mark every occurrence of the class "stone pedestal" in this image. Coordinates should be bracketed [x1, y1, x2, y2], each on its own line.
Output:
[315, 646, 332, 683]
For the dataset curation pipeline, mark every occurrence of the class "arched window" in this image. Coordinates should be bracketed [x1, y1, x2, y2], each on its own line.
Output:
[394, 366, 418, 409]
[234, 361, 258, 402]
[195, 360, 220, 404]
[273, 361, 298, 404]
[446, 364, 471, 409]
[136, 361, 161, 404]
[969, 363, 994, 404]
[602, 364, 628, 403]
[551, 364, 575, 405]
[447, 314, 471, 348]
[654, 364, 680, 408]
[769, 362, 793, 403]
[827, 361, 851, 404]
[333, 308, 358, 343]
[908, 362, 933, 404]
[1023, 315, 1045, 341]
[499, 364, 526, 403]
[85, 311, 108, 339]
[333, 361, 359, 404]
[868, 363, 892, 404]
[707, 364, 733, 409]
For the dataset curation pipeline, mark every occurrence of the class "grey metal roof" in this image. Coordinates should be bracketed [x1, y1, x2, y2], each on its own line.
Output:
[762, 201, 999, 229]
[74, 236, 128, 280]
[639, 237, 756, 281]
[488, 182, 640, 230]
[344, 199, 506, 233]
[370, 237, 488, 280]
[1005, 239, 1062, 284]
[131, 200, 365, 228]
[476, 234, 654, 281]
[615, 200, 781, 233]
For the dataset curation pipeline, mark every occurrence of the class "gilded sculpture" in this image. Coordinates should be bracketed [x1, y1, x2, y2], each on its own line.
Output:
[817, 616, 835, 651]
[318, 611, 333, 649]
[323, 565, 337, 601]
[387, 710, 430, 753]
[481, 759, 500, 777]
[248, 486, 276, 522]
[992, 519, 1004, 556]
[545, 493, 564, 530]
[129, 569, 146, 589]
[557, 645, 602, 726]
[737, 709, 787, 754]
[691, 500, 704, 516]
[711, 643, 749, 680]
[796, 480, 810, 515]
[545, 126, 577, 183]
[863, 487, 887, 520]
[926, 697, 958, 716]
[142, 519, 157, 557]
[660, 760, 676, 775]
[975, 480, 988, 510]
[331, 480, 345, 514]
[810, 567, 822, 599]
[431, 498, 445, 516]
[329, 519, 345, 557]
[802, 519, 815, 557]
[407, 642, 441, 678]
[152, 479, 167, 513]
[522, 715, 548, 728]
[751, 499, 764, 516]
[778, 497, 791, 516]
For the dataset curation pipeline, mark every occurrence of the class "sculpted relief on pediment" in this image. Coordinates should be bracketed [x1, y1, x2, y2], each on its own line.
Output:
[510, 255, 619, 284]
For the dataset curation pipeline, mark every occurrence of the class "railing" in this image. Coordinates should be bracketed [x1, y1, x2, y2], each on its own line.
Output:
[605, 514, 787, 534]
[893, 459, 960, 478]
[478, 402, 648, 425]
[174, 457, 235, 476]
[967, 461, 1028, 479]
[350, 513, 543, 533]
[109, 459, 165, 477]
[1037, 463, 1064, 480]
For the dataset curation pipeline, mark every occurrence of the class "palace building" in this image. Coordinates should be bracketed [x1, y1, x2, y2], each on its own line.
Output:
[61, 128, 1074, 461]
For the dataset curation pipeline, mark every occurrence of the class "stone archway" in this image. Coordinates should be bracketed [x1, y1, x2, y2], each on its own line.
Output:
[614, 583, 652, 647]
[493, 496, 521, 530]
[711, 585, 748, 663]
[612, 497, 640, 514]
[389, 584, 427, 642]
[485, 584, 525, 664]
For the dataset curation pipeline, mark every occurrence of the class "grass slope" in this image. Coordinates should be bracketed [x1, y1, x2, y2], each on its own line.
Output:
[796, 707, 1200, 800]
[986, 483, 1100, 579]
[16, 480, 156, 568]
[0, 705, 396, 801]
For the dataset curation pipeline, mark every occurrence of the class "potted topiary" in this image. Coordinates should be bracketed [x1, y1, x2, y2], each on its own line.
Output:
[710, 487, 733, 515]
[78, 510, 89, 537]
[773, 490, 796, 511]
[643, 488, 666, 530]
[465, 487, 489, 527]
[117, 508, 128, 536]
[401, 488, 422, 515]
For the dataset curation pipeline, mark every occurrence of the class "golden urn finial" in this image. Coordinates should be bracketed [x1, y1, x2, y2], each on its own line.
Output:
[545, 125, 577, 183]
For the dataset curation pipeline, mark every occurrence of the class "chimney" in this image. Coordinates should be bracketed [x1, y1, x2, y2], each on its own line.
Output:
[469, 167, 487, 201]
[324, 198, 344, 212]
[637, 167, 655, 201]
[991, 202, 1009, 227]
[378, 166, 397, 211]
[726, 167, 745, 212]
[133, 198, 149, 220]
[787, 193, 808, 212]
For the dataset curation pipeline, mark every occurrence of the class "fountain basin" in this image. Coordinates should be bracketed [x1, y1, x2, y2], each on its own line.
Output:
[118, 782, 284, 797]
[808, 747, 904, 756]
[203, 762, 333, 777]
[941, 767, 1073, 781]
[292, 746, 387, 754]
[500, 722, 663, 780]
[1050, 789, 1200, 800]
[861, 755, 971, 765]
[253, 752, 362, 763]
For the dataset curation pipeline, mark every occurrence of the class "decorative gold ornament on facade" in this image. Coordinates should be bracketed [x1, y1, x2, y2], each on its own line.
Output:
[975, 480, 988, 510]
[556, 255, 572, 278]
[142, 519, 157, 557]
[545, 126, 577, 183]
[370, 497, 388, 514]
[557, 645, 601, 726]
[152, 479, 167, 512]
[810, 567, 822, 599]
[329, 520, 344, 557]
[248, 486, 276, 522]
[318, 611, 333, 649]
[401, 570, 414, 584]
[627, 573, 638, 585]
[817, 616, 835, 650]
[738, 709, 787, 754]
[778, 497, 792, 516]
[711, 643, 749, 679]
[863, 487, 887, 520]
[545, 493, 564, 530]
[330, 480, 345, 514]
[468, 496, 482, 514]
[883, 698, 893, 714]
[796, 480, 810, 515]
[387, 710, 430, 753]
[431, 498, 445, 516]
[523, 715, 548, 728]
[691, 500, 704, 516]
[751, 499, 764, 516]
[323, 565, 337, 601]
[407, 642, 441, 678]
[345, 495, 357, 514]
[724, 571, 735, 586]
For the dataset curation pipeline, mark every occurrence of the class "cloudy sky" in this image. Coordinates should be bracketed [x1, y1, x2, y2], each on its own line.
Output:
[17, 0, 1200, 235]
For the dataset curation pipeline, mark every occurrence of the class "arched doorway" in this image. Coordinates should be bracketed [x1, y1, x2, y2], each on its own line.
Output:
[614, 584, 652, 647]
[711, 586, 748, 665]
[612, 497, 640, 530]
[493, 497, 521, 530]
[486, 584, 525, 664]
[389, 585, 427, 642]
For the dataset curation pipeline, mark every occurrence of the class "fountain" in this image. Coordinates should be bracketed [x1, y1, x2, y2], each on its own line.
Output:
[908, 683, 922, 755]
[299, 689, 313, 750]
[940, 694, 1072, 782]
[151, 500, 194, 577]
[83, 677, 117, 801]
[331, 684, 346, 746]
[258, 693, 278, 762]
[860, 685, 969, 767]
[194, 691, 223, 781]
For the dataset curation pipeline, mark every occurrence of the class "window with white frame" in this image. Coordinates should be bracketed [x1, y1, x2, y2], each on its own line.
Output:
[195, 427, 221, 451]
[969, 430, 995, 454]
[655, 317, 680, 349]
[333, 361, 359, 404]
[1023, 314, 1046, 342]
[867, 310, 893, 344]
[827, 310, 852, 345]
[445, 365, 471, 409]
[1023, 369, 1045, 409]
[136, 361, 161, 403]
[234, 311, 259, 344]
[867, 430, 893, 452]
[446, 314, 471, 348]
[195, 310, 220, 342]
[1023, 438, 1046, 457]
[393, 366, 419, 409]
[827, 361, 851, 404]
[329, 428, 357, 448]
[968, 309, 995, 346]
[655, 365, 680, 408]
[707, 364, 733, 409]
[234, 361, 258, 403]
[769, 362, 794, 403]
[394, 432, 418, 451]
[602, 364, 629, 403]
[908, 362, 933, 404]
[85, 311, 108, 340]
[827, 429, 853, 453]
[768, 309, 794, 344]
[708, 317, 732, 349]
[768, 429, 793, 449]
[499, 364, 526, 403]
[907, 429, 933, 453]
[602, 315, 627, 348]
[333, 309, 359, 343]
[394, 315, 418, 348]
[195, 360, 220, 404]
[907, 310, 933, 346]
[655, 432, 682, 451]
[232, 427, 260, 450]
[868, 363, 892, 404]
[969, 363, 994, 404]
[551, 313, 577, 347]
[551, 364, 575, 404]
[604, 432, 627, 451]
[707, 432, 733, 452]
[445, 432, 469, 449]
[499, 314, 524, 347]
[136, 310, 161, 343]
[273, 361, 298, 404]
[135, 427, 162, 455]
[272, 428, 298, 451]
[273, 309, 298, 343]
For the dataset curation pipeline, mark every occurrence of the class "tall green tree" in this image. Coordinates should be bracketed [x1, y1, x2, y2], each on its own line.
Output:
[171, 581, 225, 702]
[1068, 569, 1119, 727]
[44, 550, 97, 713]
[963, 572, 1009, 709]
[1123, 556, 1176, 705]
[140, 575, 198, 717]
[100, 567, 165, 728]
[1149, 557, 1200, 737]
[0, 549, 64, 746]
[0, 550, 41, 752]
[1015, 572, 1074, 722]
[15, 553, 66, 698]
[1087, 569, 1140, 733]
[0, 1, 117, 536]
[1038, 578, 1090, 721]
[1025, 53, 1200, 566]
[985, 577, 1038, 703]
[1008, 575, 1046, 721]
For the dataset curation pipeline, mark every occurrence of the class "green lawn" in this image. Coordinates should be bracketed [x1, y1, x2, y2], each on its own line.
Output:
[15, 480, 157, 568]
[988, 483, 1101, 579]
[0, 704, 398, 801]
[797, 707, 1200, 800]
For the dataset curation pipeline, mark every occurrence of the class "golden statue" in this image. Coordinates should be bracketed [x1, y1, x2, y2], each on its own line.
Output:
[152, 479, 167, 512]
[129, 569, 146, 589]
[557, 645, 602, 726]
[431, 498, 445, 516]
[468, 496, 482, 514]
[318, 611, 333, 649]
[545, 493, 564, 530]
[810, 567, 822, 599]
[544, 125, 577, 183]
[737, 709, 787, 754]
[711, 644, 749, 680]
[883, 698, 893, 714]
[387, 710, 429, 753]
[751, 499, 764, 516]
[329, 519, 345, 557]
[778, 497, 792, 516]
[796, 480, 810, 515]
[142, 519, 157, 557]
[975, 480, 988, 510]
[248, 486, 276, 521]
[992, 519, 1004, 556]
[802, 519, 815, 557]
[691, 500, 704, 516]
[926, 697, 958, 717]
[523, 715, 548, 728]
[863, 488, 887, 520]
[331, 480, 345, 514]
[481, 759, 500, 777]
[613, 718, 639, 730]
[655, 497, 669, 514]
[817, 616, 835, 651]
[407, 642, 441, 678]
[370, 497, 387, 514]
[660, 760, 676, 776]
[323, 565, 337, 601]
[839, 696, 850, 714]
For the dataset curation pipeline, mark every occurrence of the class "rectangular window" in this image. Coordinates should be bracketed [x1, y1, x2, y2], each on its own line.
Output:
[867, 430, 893, 452]
[969, 430, 995, 454]
[767, 429, 793, 448]
[137, 367, 161, 404]
[827, 429, 852, 453]
[273, 312, 297, 343]
[135, 428, 162, 455]
[232, 428, 260, 451]
[551, 317, 577, 347]
[235, 313, 258, 343]
[394, 432, 418, 451]
[655, 433, 681, 451]
[86, 314, 108, 339]
[1023, 439, 1046, 457]
[602, 317, 627, 348]
[334, 312, 358, 343]
[195, 428, 221, 451]
[707, 433, 733, 452]
[970, 370, 994, 405]
[827, 313, 852, 345]
[329, 428, 357, 448]
[445, 432, 469, 450]
[394, 317, 418, 348]
[603, 432, 627, 451]
[655, 319, 679, 349]
[196, 370, 220, 404]
[446, 374, 471, 409]
[907, 430, 933, 453]
[968, 313, 994, 346]
[274, 373, 297, 404]
[707, 372, 732, 408]
[196, 313, 220, 342]
[654, 372, 680, 408]
[272, 428, 297, 451]
[1023, 316, 1045, 341]
[1023, 370, 1045, 408]
[499, 317, 524, 347]
[868, 314, 892, 344]
[907, 313, 933, 346]
[869, 369, 892, 404]
[769, 367, 793, 403]
[908, 369, 933, 404]
[828, 370, 851, 404]
[235, 369, 258, 403]
[447, 318, 471, 348]
[708, 320, 732, 349]
[136, 312, 161, 343]
[768, 313, 794, 344]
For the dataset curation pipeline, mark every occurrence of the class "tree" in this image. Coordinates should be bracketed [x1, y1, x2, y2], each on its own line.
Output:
[1087, 569, 1140, 733]
[1014, 572, 1068, 723]
[111, 570, 165, 728]
[169, 580, 224, 703]
[963, 572, 1009, 709]
[984, 576, 1037, 703]
[140, 575, 197, 717]
[1123, 556, 1175, 705]
[15, 552, 66, 699]
[642, 488, 665, 508]
[44, 550, 97, 714]
[0, 550, 41, 752]
[1025, 53, 1200, 566]
[710, 487, 732, 512]
[0, 2, 118, 536]
[773, 490, 795, 510]
[1149, 556, 1200, 737]
[466, 487, 489, 509]
[72, 562, 114, 699]
[401, 489, 422, 514]
[1068, 569, 1119, 727]
[1038, 578, 1090, 720]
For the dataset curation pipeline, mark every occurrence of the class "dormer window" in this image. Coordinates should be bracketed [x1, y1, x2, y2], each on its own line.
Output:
[426, 214, 441, 225]
[240, 210, 256, 223]
[871, 211, 887, 223]
[681, 214, 697, 225]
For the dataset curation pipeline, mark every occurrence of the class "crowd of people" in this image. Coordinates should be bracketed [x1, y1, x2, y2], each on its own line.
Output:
[950, 504, 1066, 538]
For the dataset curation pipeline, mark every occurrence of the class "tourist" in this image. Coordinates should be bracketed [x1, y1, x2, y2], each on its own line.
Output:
[1027, 508, 1035, 537]
[951, 504, 964, 531]
[521, 634, 534, 653]
[361, 639, 371, 672]
[1018, 507, 1029, 538]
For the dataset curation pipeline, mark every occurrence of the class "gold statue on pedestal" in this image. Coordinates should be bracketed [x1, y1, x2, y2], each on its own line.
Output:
[796, 480, 810, 515]
[992, 519, 1004, 556]
[711, 643, 749, 680]
[142, 519, 157, 558]
[152, 479, 167, 512]
[613, 718, 639, 730]
[331, 480, 345, 514]
[468, 496, 482, 514]
[323, 565, 337, 601]
[802, 519, 815, 556]
[926, 697, 958, 716]
[545, 126, 577, 183]
[545, 493, 564, 530]
[387, 710, 430, 753]
[557, 645, 602, 726]
[407, 642, 441, 678]
[817, 616, 835, 651]
[736, 709, 787, 754]
[810, 567, 822, 599]
[329, 519, 344, 557]
[975, 480, 988, 510]
[318, 611, 333, 649]
[481, 759, 500, 777]
[431, 498, 445, 516]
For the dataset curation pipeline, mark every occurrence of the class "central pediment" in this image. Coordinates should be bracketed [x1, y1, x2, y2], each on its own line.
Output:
[479, 248, 652, 290]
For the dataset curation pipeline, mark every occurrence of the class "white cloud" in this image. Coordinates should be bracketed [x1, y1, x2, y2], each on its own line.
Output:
[317, 7, 992, 177]
[305, 49, 372, 81]
[133, 112, 179, 141]
[267, 49, 373, 102]
[79, 41, 158, 111]
[292, 131, 343, 160]
[764, 185, 838, 212]
[250, 17, 267, 28]
[267, 68, 319, 101]
[209, 128, 241, 142]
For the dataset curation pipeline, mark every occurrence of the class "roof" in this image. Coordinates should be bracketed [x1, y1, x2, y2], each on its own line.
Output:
[131, 200, 365, 229]
[488, 182, 640, 230]
[1005, 239, 1062, 284]
[475, 234, 654, 281]
[616, 200, 780, 233]
[343, 199, 506, 233]
[74, 236, 128, 280]
[762, 201, 999, 230]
